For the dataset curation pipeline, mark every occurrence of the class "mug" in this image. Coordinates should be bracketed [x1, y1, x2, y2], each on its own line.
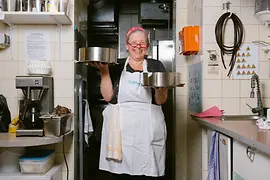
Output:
[263, 107, 270, 120]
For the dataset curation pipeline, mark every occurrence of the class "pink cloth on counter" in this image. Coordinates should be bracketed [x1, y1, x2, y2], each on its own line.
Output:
[193, 106, 223, 118]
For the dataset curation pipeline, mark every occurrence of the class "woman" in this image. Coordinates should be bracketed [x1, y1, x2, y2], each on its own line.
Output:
[90, 26, 168, 180]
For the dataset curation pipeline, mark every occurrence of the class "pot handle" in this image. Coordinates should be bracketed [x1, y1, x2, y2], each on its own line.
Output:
[147, 72, 153, 77]
[175, 83, 185, 87]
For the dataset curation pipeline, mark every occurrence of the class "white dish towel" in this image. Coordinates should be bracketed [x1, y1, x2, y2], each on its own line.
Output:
[83, 99, 94, 145]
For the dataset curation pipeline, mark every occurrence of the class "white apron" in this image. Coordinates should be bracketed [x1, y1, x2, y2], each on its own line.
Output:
[99, 58, 167, 177]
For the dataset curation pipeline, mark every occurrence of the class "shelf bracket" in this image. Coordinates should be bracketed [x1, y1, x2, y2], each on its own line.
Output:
[4, 19, 14, 61]
[57, 24, 62, 61]
[9, 24, 14, 60]
[53, 16, 62, 61]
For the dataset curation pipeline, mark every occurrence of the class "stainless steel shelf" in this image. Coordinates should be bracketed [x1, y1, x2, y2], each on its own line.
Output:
[0, 131, 73, 147]
[0, 12, 72, 25]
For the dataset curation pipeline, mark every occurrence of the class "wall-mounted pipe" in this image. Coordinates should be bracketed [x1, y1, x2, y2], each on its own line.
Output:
[252, 40, 270, 46]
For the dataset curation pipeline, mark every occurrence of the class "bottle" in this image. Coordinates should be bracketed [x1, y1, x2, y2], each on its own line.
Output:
[41, 3, 45, 12]
[32, 0, 37, 12]
[0, 0, 3, 11]
[15, 0, 21, 11]
[50, 0, 58, 12]
[45, 0, 51, 12]
[22, 0, 27, 11]
[36, 0, 41, 12]
[0, 0, 8, 11]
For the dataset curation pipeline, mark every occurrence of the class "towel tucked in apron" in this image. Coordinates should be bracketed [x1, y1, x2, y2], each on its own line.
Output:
[106, 104, 122, 161]
[99, 58, 167, 177]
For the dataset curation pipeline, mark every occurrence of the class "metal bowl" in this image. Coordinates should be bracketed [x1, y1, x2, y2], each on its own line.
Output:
[141, 72, 184, 88]
[78, 47, 118, 64]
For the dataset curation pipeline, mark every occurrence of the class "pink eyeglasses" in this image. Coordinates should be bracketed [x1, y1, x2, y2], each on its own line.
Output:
[127, 42, 148, 48]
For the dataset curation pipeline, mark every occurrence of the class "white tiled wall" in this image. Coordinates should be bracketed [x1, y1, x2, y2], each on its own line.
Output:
[203, 0, 270, 113]
[179, 0, 205, 179]
[175, 0, 189, 179]
[201, 0, 270, 178]
[0, 2, 75, 180]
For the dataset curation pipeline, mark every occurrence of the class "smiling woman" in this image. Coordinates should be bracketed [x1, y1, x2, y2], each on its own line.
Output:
[125, 27, 149, 65]
[88, 26, 168, 180]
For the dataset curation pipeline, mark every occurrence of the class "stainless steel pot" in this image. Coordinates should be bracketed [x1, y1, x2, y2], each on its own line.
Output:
[141, 72, 184, 88]
[78, 47, 118, 64]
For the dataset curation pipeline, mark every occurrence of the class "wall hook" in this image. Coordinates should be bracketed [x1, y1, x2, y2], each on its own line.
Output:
[223, 1, 231, 12]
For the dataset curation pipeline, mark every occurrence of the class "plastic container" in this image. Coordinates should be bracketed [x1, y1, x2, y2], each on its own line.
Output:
[19, 150, 55, 174]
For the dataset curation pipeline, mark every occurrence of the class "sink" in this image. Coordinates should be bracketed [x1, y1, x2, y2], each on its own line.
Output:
[220, 115, 261, 121]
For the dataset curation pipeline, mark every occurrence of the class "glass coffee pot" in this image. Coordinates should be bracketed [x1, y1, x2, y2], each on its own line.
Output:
[20, 100, 44, 129]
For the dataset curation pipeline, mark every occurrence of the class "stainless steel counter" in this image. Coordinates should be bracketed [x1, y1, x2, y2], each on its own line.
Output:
[0, 131, 73, 147]
[192, 116, 270, 155]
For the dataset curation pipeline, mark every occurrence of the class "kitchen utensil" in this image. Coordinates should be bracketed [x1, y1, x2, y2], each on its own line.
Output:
[141, 72, 184, 88]
[78, 47, 118, 64]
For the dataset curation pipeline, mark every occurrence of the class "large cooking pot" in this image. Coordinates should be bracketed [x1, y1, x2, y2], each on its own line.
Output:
[78, 47, 118, 64]
[141, 72, 184, 88]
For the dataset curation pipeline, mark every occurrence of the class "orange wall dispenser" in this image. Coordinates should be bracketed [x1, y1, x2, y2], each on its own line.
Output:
[178, 26, 200, 56]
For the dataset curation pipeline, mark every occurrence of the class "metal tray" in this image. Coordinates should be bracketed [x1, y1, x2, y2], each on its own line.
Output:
[76, 60, 118, 64]
[141, 72, 184, 88]
[142, 83, 185, 88]
[77, 47, 118, 64]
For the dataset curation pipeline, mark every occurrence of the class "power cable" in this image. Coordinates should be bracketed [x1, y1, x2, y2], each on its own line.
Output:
[215, 12, 244, 77]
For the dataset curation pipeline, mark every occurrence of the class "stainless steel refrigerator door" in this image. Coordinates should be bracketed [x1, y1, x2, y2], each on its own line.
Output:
[152, 40, 175, 72]
[152, 40, 176, 180]
[219, 133, 232, 180]
[74, 63, 88, 180]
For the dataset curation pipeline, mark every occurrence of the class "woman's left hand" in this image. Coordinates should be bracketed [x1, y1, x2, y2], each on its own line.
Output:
[155, 87, 167, 95]
[154, 87, 168, 105]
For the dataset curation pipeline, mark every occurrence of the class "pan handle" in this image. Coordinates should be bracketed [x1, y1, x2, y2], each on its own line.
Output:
[175, 83, 185, 87]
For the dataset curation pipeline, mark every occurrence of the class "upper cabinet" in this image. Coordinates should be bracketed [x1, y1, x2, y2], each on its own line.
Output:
[0, 0, 72, 25]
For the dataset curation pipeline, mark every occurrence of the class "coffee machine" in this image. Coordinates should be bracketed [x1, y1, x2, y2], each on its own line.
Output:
[15, 76, 54, 136]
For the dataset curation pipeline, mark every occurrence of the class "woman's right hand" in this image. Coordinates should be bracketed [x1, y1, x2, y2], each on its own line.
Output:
[88, 62, 109, 74]
[88, 62, 113, 102]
